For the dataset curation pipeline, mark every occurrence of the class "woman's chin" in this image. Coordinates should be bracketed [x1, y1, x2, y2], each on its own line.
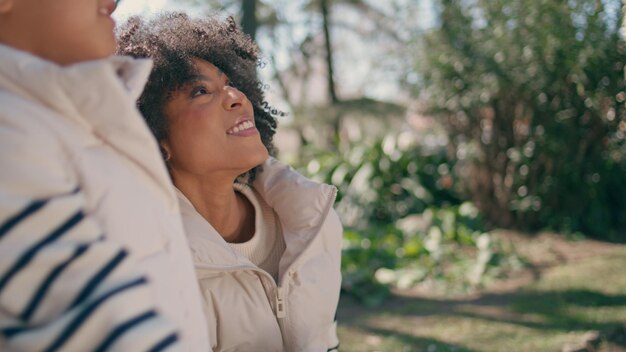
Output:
[248, 147, 269, 166]
[232, 154, 267, 175]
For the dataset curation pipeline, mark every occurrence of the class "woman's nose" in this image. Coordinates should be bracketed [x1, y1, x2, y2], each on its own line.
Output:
[223, 86, 245, 110]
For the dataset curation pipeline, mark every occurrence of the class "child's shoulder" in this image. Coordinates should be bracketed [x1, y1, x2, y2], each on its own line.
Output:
[0, 90, 88, 151]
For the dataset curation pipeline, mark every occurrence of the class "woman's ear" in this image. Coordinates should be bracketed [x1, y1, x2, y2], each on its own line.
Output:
[0, 0, 14, 14]
[160, 141, 172, 162]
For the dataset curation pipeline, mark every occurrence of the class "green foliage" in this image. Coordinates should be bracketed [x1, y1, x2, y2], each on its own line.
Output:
[301, 132, 460, 227]
[298, 135, 522, 304]
[409, 0, 626, 240]
[338, 204, 522, 305]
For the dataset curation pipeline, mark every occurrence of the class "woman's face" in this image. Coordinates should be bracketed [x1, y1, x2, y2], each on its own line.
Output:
[162, 59, 269, 179]
[0, 0, 117, 65]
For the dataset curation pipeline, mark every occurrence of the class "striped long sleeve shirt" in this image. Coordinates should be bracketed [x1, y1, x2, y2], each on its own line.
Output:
[0, 189, 180, 352]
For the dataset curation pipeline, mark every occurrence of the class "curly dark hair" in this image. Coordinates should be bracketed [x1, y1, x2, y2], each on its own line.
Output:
[116, 12, 278, 181]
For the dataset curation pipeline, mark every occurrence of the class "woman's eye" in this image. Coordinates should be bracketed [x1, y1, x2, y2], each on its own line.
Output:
[190, 86, 211, 98]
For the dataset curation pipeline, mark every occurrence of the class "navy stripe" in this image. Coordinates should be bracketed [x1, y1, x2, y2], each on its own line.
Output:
[94, 310, 157, 352]
[70, 249, 128, 309]
[2, 277, 147, 340]
[147, 332, 179, 352]
[0, 211, 84, 292]
[20, 243, 91, 321]
[327, 343, 340, 351]
[41, 277, 149, 352]
[0, 199, 47, 240]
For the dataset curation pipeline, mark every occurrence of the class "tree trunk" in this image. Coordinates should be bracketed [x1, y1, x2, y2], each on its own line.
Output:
[241, 0, 257, 40]
[320, 0, 338, 104]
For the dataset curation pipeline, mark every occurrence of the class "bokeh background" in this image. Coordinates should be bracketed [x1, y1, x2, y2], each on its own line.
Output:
[115, 1, 626, 351]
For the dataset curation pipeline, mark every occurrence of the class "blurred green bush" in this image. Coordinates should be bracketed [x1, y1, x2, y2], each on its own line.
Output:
[302, 132, 460, 226]
[298, 134, 521, 305]
[408, 0, 626, 240]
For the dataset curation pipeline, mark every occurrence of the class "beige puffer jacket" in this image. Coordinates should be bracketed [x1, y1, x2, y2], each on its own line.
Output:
[178, 157, 343, 352]
[0, 44, 209, 351]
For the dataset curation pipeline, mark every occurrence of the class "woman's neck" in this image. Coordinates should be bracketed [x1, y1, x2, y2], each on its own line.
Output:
[173, 171, 255, 243]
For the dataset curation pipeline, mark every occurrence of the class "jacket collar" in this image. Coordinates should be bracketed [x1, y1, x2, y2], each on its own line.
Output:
[0, 44, 176, 204]
[178, 157, 337, 273]
[253, 157, 337, 276]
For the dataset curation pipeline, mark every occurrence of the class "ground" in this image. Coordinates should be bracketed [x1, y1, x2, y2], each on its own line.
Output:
[336, 231, 626, 352]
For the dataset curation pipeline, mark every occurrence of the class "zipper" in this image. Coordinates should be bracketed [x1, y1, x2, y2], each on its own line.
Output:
[198, 263, 292, 345]
[275, 286, 286, 318]
[197, 262, 288, 319]
[275, 283, 292, 350]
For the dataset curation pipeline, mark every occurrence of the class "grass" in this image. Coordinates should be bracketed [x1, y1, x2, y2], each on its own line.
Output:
[336, 238, 626, 352]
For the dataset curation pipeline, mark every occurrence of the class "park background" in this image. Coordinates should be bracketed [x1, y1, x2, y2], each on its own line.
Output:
[115, 1, 626, 351]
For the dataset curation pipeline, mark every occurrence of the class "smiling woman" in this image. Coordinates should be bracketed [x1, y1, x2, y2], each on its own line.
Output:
[117, 13, 278, 182]
[162, 58, 269, 183]
[117, 13, 344, 352]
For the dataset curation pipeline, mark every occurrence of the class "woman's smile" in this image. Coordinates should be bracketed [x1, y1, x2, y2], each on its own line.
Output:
[226, 117, 258, 136]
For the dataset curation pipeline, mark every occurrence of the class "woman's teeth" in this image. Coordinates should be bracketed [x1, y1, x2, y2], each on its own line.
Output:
[227, 121, 254, 134]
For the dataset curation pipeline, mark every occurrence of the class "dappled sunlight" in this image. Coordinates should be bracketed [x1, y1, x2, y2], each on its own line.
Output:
[337, 235, 626, 351]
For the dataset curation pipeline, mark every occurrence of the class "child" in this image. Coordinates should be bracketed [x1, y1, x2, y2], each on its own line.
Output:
[0, 1, 209, 350]
[118, 13, 342, 351]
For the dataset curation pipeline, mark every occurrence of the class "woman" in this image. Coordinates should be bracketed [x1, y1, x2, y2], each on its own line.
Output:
[0, 1, 209, 351]
[117, 13, 343, 351]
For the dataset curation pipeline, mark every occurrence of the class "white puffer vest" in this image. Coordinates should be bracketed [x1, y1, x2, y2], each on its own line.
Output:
[178, 157, 343, 352]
